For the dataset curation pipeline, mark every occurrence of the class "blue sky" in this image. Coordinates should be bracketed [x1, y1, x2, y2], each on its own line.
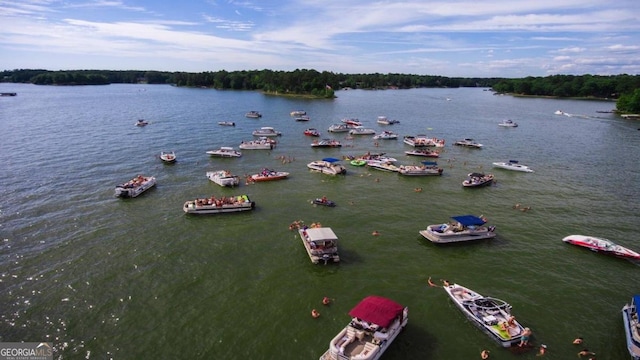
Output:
[1, 0, 639, 78]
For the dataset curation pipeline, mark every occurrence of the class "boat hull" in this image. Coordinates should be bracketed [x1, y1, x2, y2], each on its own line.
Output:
[114, 176, 156, 198]
[183, 195, 255, 214]
[250, 171, 289, 182]
[622, 299, 640, 359]
[562, 235, 640, 260]
[420, 228, 496, 243]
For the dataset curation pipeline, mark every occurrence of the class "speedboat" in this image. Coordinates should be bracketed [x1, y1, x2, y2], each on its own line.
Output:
[358, 152, 397, 163]
[295, 115, 311, 122]
[419, 215, 496, 243]
[562, 235, 640, 260]
[239, 137, 275, 150]
[312, 197, 336, 207]
[245, 111, 262, 118]
[206, 170, 240, 187]
[328, 124, 350, 133]
[463, 173, 494, 187]
[252, 126, 281, 137]
[183, 194, 255, 214]
[304, 128, 320, 137]
[218, 121, 235, 126]
[376, 116, 400, 125]
[498, 119, 518, 127]
[341, 118, 362, 126]
[206, 146, 242, 158]
[307, 158, 347, 175]
[250, 168, 289, 182]
[454, 138, 483, 148]
[311, 139, 342, 148]
[135, 119, 148, 127]
[398, 161, 443, 176]
[373, 130, 398, 140]
[403, 135, 445, 148]
[493, 160, 534, 173]
[290, 110, 306, 116]
[160, 151, 176, 163]
[444, 283, 526, 347]
[621, 295, 640, 359]
[298, 226, 340, 264]
[405, 149, 440, 158]
[114, 175, 156, 198]
[366, 160, 399, 172]
[349, 127, 376, 135]
[319, 295, 408, 360]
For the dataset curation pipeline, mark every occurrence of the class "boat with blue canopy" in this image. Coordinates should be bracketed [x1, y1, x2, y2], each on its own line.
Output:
[307, 157, 347, 175]
[419, 215, 496, 243]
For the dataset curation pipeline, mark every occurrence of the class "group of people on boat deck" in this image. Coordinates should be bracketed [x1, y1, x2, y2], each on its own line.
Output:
[194, 195, 244, 207]
[121, 175, 147, 188]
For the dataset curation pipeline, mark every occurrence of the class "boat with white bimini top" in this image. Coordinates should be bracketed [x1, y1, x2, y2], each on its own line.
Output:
[160, 151, 176, 163]
[419, 215, 496, 243]
[298, 226, 340, 264]
[206, 170, 240, 187]
[373, 130, 398, 140]
[328, 123, 351, 133]
[183, 194, 255, 214]
[398, 161, 443, 176]
[307, 158, 347, 175]
[562, 235, 640, 260]
[492, 160, 534, 172]
[444, 283, 526, 348]
[319, 295, 408, 360]
[252, 126, 281, 137]
[239, 137, 275, 150]
[498, 119, 518, 127]
[454, 138, 483, 148]
[114, 175, 156, 198]
[622, 295, 640, 360]
[206, 146, 242, 158]
[403, 135, 445, 147]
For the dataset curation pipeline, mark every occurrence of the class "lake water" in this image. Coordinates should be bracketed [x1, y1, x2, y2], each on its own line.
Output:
[1, 83, 639, 359]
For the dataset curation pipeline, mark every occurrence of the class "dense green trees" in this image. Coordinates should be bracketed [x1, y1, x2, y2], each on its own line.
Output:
[617, 89, 640, 113]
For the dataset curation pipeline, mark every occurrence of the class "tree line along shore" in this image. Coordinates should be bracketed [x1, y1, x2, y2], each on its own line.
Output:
[2, 69, 639, 113]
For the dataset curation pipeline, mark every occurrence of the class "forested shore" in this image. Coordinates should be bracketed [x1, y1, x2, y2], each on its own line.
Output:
[2, 69, 639, 112]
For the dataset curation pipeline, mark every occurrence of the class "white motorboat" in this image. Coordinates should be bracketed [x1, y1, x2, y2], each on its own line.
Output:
[404, 149, 440, 158]
[114, 175, 156, 198]
[366, 160, 399, 172]
[290, 110, 306, 116]
[454, 138, 483, 148]
[311, 139, 342, 148]
[206, 146, 242, 158]
[250, 168, 289, 182]
[252, 126, 281, 137]
[562, 235, 640, 260]
[183, 194, 255, 214]
[135, 119, 149, 127]
[444, 283, 526, 348]
[245, 111, 262, 118]
[160, 151, 176, 163]
[376, 116, 399, 125]
[398, 161, 443, 176]
[218, 121, 235, 126]
[328, 124, 351, 133]
[403, 135, 445, 147]
[419, 215, 496, 243]
[492, 160, 534, 172]
[622, 295, 640, 360]
[298, 227, 340, 264]
[463, 173, 494, 187]
[295, 115, 311, 122]
[349, 127, 376, 135]
[206, 170, 240, 187]
[319, 296, 408, 360]
[239, 137, 275, 150]
[373, 131, 398, 140]
[498, 119, 518, 127]
[307, 158, 347, 175]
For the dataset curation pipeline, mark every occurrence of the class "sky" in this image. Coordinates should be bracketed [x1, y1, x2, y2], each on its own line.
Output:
[1, 0, 639, 78]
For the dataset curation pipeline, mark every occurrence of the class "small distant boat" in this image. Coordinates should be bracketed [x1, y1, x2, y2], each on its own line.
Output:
[492, 160, 534, 173]
[0, 92, 17, 96]
[206, 146, 242, 158]
[419, 215, 496, 244]
[307, 158, 347, 175]
[398, 161, 443, 176]
[405, 149, 440, 158]
[114, 175, 156, 198]
[621, 295, 640, 360]
[298, 226, 340, 264]
[183, 194, 255, 214]
[562, 235, 640, 260]
[290, 110, 306, 116]
[554, 110, 571, 116]
[250, 168, 289, 182]
[319, 295, 408, 360]
[206, 170, 240, 187]
[454, 138, 483, 148]
[349, 127, 376, 135]
[498, 119, 518, 127]
[135, 119, 149, 127]
[239, 137, 275, 150]
[311, 139, 342, 148]
[341, 118, 362, 126]
[312, 197, 336, 207]
[245, 111, 262, 118]
[367, 160, 400, 172]
[295, 116, 311, 122]
[376, 116, 400, 125]
[218, 121, 235, 126]
[328, 124, 351, 133]
[304, 128, 320, 137]
[462, 173, 494, 187]
[160, 151, 176, 163]
[403, 135, 445, 147]
[373, 130, 398, 140]
[252, 126, 281, 137]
